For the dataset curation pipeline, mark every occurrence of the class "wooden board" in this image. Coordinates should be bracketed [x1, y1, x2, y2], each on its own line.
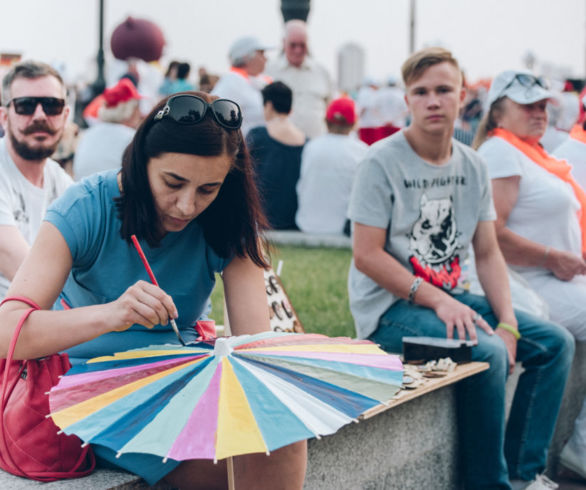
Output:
[360, 361, 489, 420]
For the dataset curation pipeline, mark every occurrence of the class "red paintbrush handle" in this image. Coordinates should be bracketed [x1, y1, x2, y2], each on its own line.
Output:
[130, 235, 186, 346]
[131, 235, 158, 286]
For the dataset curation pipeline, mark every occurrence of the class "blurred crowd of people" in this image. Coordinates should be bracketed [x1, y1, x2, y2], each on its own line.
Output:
[4, 16, 585, 240]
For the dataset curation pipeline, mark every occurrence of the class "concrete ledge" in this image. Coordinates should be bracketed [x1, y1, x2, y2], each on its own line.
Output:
[0, 468, 147, 489]
[265, 230, 352, 249]
[306, 385, 459, 489]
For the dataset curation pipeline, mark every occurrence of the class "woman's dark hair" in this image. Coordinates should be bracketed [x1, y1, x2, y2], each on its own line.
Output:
[115, 91, 269, 268]
[261, 81, 293, 114]
[177, 62, 191, 80]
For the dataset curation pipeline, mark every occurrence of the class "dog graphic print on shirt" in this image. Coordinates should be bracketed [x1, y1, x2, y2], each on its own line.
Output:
[408, 194, 461, 290]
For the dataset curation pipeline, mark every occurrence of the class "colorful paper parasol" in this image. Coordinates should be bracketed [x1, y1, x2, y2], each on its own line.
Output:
[49, 332, 403, 463]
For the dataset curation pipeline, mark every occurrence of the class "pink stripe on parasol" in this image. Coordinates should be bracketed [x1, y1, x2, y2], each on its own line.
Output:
[166, 362, 223, 461]
[239, 334, 373, 350]
[241, 350, 403, 370]
[50, 356, 209, 412]
[53, 355, 206, 391]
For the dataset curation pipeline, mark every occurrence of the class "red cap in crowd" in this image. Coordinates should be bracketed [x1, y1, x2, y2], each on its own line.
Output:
[103, 78, 142, 108]
[326, 97, 357, 125]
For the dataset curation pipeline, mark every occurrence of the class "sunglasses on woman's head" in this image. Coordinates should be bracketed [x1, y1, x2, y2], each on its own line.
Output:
[7, 97, 66, 116]
[501, 74, 548, 95]
[154, 94, 242, 130]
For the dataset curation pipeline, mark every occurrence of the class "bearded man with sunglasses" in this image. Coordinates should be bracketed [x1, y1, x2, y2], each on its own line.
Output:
[0, 60, 72, 299]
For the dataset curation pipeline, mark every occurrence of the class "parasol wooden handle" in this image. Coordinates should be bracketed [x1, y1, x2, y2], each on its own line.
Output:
[227, 456, 236, 490]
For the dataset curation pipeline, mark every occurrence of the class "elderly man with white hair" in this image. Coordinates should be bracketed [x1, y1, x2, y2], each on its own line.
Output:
[74, 78, 143, 180]
[266, 20, 334, 139]
[212, 36, 272, 136]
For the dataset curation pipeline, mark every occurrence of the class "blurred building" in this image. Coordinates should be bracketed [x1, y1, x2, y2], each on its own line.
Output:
[337, 43, 365, 94]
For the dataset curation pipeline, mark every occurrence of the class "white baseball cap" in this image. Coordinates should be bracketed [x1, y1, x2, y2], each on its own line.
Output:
[228, 36, 272, 64]
[487, 70, 552, 107]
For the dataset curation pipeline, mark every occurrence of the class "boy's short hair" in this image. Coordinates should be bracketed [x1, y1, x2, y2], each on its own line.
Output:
[401, 47, 460, 86]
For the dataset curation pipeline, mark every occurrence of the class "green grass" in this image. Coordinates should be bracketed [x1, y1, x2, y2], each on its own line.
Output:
[209, 245, 356, 338]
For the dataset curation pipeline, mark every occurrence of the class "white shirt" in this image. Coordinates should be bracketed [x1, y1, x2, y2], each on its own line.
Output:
[478, 137, 581, 278]
[376, 86, 408, 127]
[74, 122, 135, 180]
[211, 70, 266, 137]
[0, 140, 73, 298]
[554, 136, 586, 192]
[266, 55, 334, 139]
[480, 136, 586, 342]
[296, 133, 368, 234]
[540, 126, 569, 153]
[356, 86, 382, 128]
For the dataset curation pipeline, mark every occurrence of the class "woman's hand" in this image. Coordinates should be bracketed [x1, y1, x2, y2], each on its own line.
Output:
[108, 280, 178, 332]
[545, 248, 586, 281]
[432, 295, 493, 343]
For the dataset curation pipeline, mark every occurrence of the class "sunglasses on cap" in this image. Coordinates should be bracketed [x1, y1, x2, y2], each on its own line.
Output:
[154, 94, 242, 130]
[6, 97, 66, 116]
[501, 74, 548, 96]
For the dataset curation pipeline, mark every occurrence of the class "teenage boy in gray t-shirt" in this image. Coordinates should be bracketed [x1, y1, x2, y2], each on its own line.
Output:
[348, 47, 573, 490]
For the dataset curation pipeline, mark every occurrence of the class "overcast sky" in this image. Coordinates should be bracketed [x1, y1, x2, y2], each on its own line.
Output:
[2, 0, 585, 86]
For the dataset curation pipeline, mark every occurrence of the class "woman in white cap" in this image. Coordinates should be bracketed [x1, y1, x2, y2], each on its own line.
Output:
[212, 36, 272, 136]
[474, 70, 586, 482]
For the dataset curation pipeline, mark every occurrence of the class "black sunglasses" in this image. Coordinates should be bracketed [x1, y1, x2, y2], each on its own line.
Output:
[7, 97, 65, 116]
[154, 94, 242, 130]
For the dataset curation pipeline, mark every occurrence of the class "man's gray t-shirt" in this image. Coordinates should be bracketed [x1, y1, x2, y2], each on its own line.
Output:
[348, 130, 496, 339]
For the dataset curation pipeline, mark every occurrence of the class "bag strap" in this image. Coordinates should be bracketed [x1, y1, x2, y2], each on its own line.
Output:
[0, 297, 95, 481]
[0, 305, 38, 478]
[0, 296, 41, 411]
[0, 296, 41, 310]
[0, 297, 40, 406]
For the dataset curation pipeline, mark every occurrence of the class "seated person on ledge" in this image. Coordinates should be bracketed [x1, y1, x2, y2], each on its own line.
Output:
[295, 96, 368, 235]
[247, 81, 306, 230]
[0, 92, 306, 490]
[348, 47, 574, 490]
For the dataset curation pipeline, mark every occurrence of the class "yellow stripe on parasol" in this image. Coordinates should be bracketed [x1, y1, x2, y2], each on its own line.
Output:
[215, 357, 268, 460]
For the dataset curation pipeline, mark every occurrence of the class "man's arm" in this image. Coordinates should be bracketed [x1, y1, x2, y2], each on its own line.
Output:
[0, 225, 30, 281]
[472, 220, 518, 372]
[353, 222, 492, 342]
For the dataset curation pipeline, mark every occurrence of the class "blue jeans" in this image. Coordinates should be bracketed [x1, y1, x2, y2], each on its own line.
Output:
[369, 292, 574, 490]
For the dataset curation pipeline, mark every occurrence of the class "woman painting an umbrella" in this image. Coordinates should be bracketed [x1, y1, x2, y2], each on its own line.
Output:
[0, 92, 307, 489]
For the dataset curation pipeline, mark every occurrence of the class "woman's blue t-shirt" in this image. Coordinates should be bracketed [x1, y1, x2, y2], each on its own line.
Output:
[44, 170, 231, 363]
